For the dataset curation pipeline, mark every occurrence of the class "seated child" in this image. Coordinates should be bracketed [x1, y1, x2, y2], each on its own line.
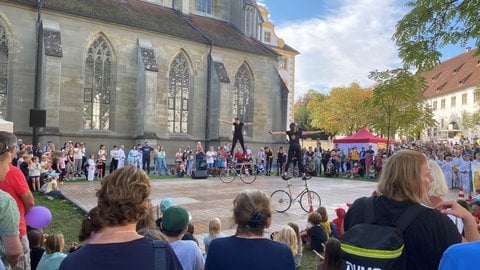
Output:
[28, 229, 46, 270]
[300, 212, 327, 254]
[37, 233, 67, 270]
[44, 173, 64, 199]
[350, 163, 359, 178]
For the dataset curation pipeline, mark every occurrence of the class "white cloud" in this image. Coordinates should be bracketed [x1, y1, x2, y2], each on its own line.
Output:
[274, 0, 408, 99]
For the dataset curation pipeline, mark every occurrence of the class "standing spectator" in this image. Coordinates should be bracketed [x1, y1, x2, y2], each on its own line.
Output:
[86, 154, 96, 181]
[127, 145, 141, 168]
[205, 146, 216, 170]
[156, 145, 168, 176]
[73, 143, 83, 177]
[117, 145, 126, 169]
[174, 148, 183, 173]
[140, 141, 154, 174]
[276, 146, 286, 176]
[314, 147, 323, 176]
[265, 147, 273, 176]
[64, 150, 74, 180]
[195, 143, 205, 170]
[37, 233, 66, 270]
[60, 167, 182, 270]
[97, 145, 107, 178]
[29, 156, 42, 192]
[109, 145, 119, 174]
[205, 190, 295, 270]
[0, 133, 23, 268]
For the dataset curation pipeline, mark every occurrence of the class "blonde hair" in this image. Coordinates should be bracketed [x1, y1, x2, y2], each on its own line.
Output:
[377, 149, 428, 204]
[45, 233, 65, 254]
[428, 160, 448, 197]
[208, 218, 222, 239]
[276, 225, 299, 256]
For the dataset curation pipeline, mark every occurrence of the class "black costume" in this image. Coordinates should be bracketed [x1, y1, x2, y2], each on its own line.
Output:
[231, 122, 246, 156]
[284, 129, 304, 174]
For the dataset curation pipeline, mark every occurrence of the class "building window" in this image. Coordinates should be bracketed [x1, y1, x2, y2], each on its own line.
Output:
[264, 32, 271, 43]
[451, 96, 456, 108]
[432, 101, 437, 111]
[196, 0, 212, 14]
[233, 63, 252, 136]
[279, 57, 287, 70]
[168, 52, 190, 134]
[0, 25, 8, 119]
[440, 99, 445, 109]
[83, 36, 111, 130]
[462, 93, 467, 105]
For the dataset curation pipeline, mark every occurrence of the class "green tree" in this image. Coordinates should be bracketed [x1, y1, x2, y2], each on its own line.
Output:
[394, 0, 480, 72]
[294, 89, 326, 130]
[367, 68, 435, 142]
[309, 83, 372, 135]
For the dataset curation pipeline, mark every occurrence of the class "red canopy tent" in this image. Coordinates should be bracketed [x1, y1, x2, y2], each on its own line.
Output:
[333, 128, 391, 153]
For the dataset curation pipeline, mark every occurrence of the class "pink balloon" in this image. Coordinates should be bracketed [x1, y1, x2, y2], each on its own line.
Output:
[25, 206, 52, 229]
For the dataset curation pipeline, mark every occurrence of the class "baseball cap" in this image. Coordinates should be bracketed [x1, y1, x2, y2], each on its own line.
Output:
[162, 206, 189, 231]
[160, 198, 174, 211]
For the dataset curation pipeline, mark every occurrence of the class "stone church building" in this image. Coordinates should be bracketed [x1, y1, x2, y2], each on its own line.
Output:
[0, 0, 296, 154]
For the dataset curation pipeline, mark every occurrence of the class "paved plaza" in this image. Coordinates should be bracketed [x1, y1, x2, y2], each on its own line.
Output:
[62, 175, 458, 249]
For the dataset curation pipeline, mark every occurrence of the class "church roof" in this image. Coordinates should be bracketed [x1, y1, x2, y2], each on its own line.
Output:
[422, 48, 480, 98]
[12, 0, 278, 57]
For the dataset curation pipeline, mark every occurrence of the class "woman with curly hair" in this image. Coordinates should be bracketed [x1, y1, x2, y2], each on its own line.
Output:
[205, 190, 295, 270]
[59, 166, 181, 270]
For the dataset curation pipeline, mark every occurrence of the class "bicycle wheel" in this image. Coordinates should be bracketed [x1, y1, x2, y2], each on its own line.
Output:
[299, 190, 321, 213]
[271, 190, 292, 213]
[219, 168, 236, 183]
[240, 167, 257, 184]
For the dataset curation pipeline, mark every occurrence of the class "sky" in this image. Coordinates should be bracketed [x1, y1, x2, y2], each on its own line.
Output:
[257, 0, 476, 99]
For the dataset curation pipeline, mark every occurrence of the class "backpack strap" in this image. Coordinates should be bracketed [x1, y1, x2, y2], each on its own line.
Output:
[395, 204, 428, 232]
[363, 196, 428, 232]
[153, 240, 167, 270]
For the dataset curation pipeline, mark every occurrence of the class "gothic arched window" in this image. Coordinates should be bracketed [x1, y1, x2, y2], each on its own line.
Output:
[83, 36, 111, 130]
[233, 63, 252, 129]
[0, 24, 9, 119]
[168, 52, 190, 134]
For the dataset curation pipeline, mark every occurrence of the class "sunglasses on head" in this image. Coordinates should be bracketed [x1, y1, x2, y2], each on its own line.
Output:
[0, 143, 9, 157]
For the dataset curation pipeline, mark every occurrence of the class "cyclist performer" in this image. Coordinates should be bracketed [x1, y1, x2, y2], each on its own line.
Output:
[219, 117, 254, 156]
[269, 123, 322, 180]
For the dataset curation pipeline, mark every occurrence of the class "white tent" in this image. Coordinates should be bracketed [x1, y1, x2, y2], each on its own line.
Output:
[0, 119, 14, 133]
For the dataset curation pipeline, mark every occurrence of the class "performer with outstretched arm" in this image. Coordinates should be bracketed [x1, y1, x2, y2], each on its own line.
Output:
[219, 117, 254, 156]
[269, 123, 322, 180]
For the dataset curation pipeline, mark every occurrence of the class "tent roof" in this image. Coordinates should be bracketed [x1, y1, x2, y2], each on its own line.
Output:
[333, 128, 387, 144]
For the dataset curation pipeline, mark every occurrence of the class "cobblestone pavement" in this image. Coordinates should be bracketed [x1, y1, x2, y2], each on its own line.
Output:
[62, 174, 458, 250]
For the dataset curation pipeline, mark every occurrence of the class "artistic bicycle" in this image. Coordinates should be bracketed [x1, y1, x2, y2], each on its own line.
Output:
[270, 177, 321, 213]
[218, 162, 257, 184]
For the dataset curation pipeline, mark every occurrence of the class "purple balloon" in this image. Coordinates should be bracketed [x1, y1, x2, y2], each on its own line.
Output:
[25, 206, 52, 229]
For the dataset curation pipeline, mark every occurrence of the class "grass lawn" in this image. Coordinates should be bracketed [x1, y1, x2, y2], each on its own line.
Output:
[32, 193, 86, 248]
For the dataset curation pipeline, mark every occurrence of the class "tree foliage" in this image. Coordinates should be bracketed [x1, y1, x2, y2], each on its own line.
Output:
[293, 90, 327, 136]
[309, 83, 372, 135]
[367, 68, 435, 141]
[394, 0, 480, 72]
